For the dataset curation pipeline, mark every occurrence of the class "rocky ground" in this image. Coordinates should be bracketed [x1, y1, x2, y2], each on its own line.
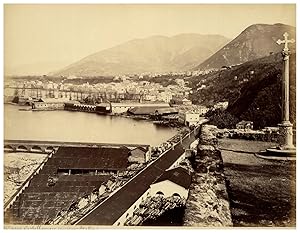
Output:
[219, 138, 296, 227]
[4, 152, 47, 204]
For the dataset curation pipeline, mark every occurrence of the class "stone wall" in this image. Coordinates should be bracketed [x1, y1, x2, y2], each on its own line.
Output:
[183, 124, 232, 227]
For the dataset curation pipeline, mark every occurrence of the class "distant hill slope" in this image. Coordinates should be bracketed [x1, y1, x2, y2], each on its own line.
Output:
[52, 34, 229, 77]
[189, 52, 296, 129]
[194, 23, 296, 71]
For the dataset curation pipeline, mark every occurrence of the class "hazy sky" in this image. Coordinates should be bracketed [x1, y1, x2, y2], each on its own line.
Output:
[4, 4, 296, 75]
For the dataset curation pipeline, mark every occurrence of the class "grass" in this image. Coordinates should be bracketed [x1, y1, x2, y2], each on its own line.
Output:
[219, 138, 296, 227]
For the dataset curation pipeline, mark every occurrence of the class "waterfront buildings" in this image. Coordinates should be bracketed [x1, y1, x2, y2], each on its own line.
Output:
[32, 98, 71, 111]
[111, 102, 169, 114]
[178, 111, 201, 127]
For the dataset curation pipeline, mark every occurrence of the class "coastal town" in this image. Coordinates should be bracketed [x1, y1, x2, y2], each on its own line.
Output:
[4, 75, 216, 125]
[3, 62, 295, 227]
[3, 3, 296, 230]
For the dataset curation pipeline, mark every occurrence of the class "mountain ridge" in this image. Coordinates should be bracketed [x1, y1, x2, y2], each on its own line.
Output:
[52, 33, 230, 77]
[194, 23, 296, 71]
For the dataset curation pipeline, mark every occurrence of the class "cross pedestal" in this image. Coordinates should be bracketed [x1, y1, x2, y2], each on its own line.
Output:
[278, 121, 295, 150]
[258, 32, 296, 160]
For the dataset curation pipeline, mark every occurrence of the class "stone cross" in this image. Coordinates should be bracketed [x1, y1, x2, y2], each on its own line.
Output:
[276, 32, 295, 52]
[276, 32, 295, 150]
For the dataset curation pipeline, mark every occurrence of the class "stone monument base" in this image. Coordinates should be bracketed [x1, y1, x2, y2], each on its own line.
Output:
[256, 120, 296, 160]
[256, 147, 296, 161]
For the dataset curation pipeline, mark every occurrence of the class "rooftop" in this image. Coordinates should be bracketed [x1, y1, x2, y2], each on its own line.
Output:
[53, 147, 130, 170]
[77, 129, 198, 225]
[111, 102, 169, 107]
[4, 146, 132, 225]
[131, 147, 148, 153]
[155, 107, 178, 115]
[128, 106, 164, 115]
[39, 98, 70, 103]
[154, 167, 192, 189]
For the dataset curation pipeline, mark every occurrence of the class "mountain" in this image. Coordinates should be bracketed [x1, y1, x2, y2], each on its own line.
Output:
[194, 23, 296, 70]
[53, 34, 229, 77]
[188, 52, 296, 129]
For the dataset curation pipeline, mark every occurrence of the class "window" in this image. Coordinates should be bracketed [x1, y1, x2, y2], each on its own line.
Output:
[172, 193, 181, 198]
[156, 191, 164, 196]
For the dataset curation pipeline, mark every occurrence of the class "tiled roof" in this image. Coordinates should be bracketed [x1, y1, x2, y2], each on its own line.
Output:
[77, 130, 198, 225]
[53, 147, 130, 170]
[4, 146, 131, 225]
[154, 167, 192, 189]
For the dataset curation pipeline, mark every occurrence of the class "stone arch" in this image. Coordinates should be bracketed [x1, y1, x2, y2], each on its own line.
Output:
[156, 191, 164, 196]
[4, 145, 14, 151]
[31, 145, 43, 152]
[17, 145, 28, 151]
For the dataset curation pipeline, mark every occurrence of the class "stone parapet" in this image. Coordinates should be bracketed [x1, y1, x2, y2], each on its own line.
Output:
[183, 125, 232, 227]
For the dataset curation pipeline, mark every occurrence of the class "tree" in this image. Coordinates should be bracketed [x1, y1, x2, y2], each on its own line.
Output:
[207, 109, 239, 129]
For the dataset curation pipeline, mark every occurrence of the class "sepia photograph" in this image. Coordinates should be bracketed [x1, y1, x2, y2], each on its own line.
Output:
[2, 2, 297, 229]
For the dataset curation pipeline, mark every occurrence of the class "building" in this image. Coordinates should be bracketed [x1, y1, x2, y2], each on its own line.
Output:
[171, 97, 192, 106]
[74, 128, 199, 226]
[128, 147, 151, 164]
[127, 106, 162, 115]
[32, 98, 70, 111]
[182, 98, 192, 106]
[178, 111, 200, 126]
[143, 94, 157, 102]
[149, 167, 192, 199]
[213, 101, 229, 110]
[175, 79, 185, 86]
[111, 145, 191, 226]
[55, 146, 131, 175]
[111, 102, 169, 114]
[154, 107, 178, 116]
[153, 108, 179, 120]
[64, 102, 96, 112]
[157, 92, 173, 103]
[95, 103, 111, 114]
[198, 105, 210, 116]
[4, 146, 132, 225]
[236, 120, 254, 130]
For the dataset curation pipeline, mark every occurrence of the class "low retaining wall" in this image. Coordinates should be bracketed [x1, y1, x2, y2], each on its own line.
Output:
[227, 131, 278, 142]
[183, 124, 232, 227]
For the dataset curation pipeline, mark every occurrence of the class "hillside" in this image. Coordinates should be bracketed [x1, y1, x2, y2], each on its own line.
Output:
[194, 23, 296, 71]
[53, 34, 229, 77]
[188, 52, 296, 129]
